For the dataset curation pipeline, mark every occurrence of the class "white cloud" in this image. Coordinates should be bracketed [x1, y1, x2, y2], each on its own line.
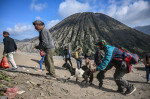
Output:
[5, 24, 37, 40]
[102, 0, 150, 27]
[59, 0, 90, 18]
[4, 20, 61, 40]
[35, 16, 42, 20]
[47, 19, 60, 29]
[30, 0, 47, 11]
[6, 24, 34, 35]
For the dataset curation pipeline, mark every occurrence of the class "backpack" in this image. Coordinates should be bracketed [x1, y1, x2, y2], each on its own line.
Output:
[73, 51, 79, 59]
[125, 53, 139, 65]
[112, 49, 139, 73]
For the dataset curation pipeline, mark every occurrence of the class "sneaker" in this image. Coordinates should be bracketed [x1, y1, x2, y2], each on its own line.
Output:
[38, 70, 43, 72]
[11, 68, 18, 71]
[46, 73, 51, 75]
[125, 87, 136, 95]
[99, 83, 103, 89]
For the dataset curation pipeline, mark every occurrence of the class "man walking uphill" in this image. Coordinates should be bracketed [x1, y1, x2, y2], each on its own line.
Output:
[91, 40, 138, 95]
[3, 31, 18, 70]
[33, 20, 56, 79]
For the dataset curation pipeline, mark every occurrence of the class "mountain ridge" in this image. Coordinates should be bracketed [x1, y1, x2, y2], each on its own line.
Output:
[134, 25, 150, 35]
[17, 12, 150, 57]
[50, 12, 150, 55]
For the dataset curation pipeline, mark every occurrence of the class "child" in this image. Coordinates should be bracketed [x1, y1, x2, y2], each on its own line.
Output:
[39, 50, 46, 71]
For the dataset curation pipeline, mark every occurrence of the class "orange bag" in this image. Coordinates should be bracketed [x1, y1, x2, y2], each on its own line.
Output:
[0, 56, 9, 68]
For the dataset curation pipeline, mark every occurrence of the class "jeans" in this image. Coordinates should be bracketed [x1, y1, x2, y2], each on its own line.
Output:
[77, 59, 82, 69]
[7, 52, 17, 68]
[39, 55, 45, 70]
[145, 66, 150, 82]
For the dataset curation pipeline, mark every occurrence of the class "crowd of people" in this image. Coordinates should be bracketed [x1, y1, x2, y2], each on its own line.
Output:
[1, 20, 150, 96]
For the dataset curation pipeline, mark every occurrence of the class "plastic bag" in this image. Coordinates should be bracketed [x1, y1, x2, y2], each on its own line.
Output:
[4, 86, 18, 98]
[0, 57, 9, 68]
[40, 51, 46, 57]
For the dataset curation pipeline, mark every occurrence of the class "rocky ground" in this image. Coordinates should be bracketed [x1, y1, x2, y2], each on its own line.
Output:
[0, 49, 150, 99]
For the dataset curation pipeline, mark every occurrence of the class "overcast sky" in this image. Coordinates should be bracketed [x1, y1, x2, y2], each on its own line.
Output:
[0, 0, 150, 41]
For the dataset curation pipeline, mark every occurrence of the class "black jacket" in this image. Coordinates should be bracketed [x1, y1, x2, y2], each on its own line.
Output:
[94, 49, 104, 65]
[3, 36, 17, 53]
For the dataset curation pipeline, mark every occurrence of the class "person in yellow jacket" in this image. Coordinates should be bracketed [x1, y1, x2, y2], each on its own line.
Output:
[74, 48, 83, 69]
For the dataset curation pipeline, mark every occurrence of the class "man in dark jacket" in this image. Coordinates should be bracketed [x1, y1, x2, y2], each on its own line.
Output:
[33, 20, 56, 79]
[3, 31, 17, 70]
[91, 40, 137, 95]
[62, 46, 72, 67]
[93, 47, 104, 88]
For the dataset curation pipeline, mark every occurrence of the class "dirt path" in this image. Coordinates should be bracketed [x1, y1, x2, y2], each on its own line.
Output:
[0, 50, 150, 99]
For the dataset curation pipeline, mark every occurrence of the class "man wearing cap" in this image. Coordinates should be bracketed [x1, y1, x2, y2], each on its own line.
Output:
[91, 40, 136, 95]
[33, 20, 56, 79]
[3, 31, 18, 70]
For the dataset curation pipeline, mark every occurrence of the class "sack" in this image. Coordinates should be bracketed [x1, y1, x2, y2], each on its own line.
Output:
[125, 53, 139, 64]
[0, 57, 9, 68]
[73, 52, 78, 59]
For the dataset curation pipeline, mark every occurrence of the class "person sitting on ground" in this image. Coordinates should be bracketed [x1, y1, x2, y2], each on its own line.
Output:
[91, 40, 137, 95]
[143, 52, 150, 83]
[62, 46, 73, 67]
[3, 31, 18, 70]
[84, 49, 92, 68]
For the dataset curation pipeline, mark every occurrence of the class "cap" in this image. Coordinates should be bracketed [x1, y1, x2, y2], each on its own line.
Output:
[3, 31, 10, 35]
[95, 40, 107, 47]
[33, 20, 44, 25]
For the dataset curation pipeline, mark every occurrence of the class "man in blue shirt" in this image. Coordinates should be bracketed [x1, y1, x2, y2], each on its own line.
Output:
[92, 40, 136, 95]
